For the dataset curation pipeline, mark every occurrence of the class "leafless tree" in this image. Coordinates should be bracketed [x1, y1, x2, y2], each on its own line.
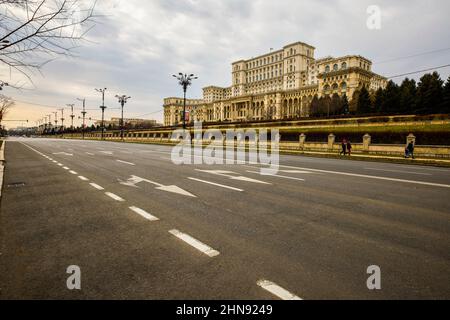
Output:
[0, 0, 97, 82]
[0, 94, 14, 123]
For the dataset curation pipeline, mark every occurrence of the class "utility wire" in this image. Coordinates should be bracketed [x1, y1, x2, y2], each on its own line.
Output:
[387, 64, 450, 79]
[375, 47, 450, 65]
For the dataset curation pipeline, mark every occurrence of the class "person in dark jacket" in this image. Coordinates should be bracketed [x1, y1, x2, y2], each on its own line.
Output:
[340, 139, 347, 155]
[405, 142, 415, 159]
[347, 140, 352, 156]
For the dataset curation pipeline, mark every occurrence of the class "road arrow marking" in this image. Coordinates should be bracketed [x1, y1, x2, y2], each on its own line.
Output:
[119, 175, 196, 197]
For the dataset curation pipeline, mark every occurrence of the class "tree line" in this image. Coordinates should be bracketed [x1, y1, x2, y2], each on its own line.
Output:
[310, 72, 450, 117]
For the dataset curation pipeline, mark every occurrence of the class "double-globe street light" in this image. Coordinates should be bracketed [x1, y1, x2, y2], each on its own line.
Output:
[172, 73, 197, 129]
[95, 88, 107, 140]
[115, 94, 131, 141]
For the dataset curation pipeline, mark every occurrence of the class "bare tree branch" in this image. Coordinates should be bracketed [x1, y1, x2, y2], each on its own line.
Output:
[0, 0, 98, 81]
[0, 94, 14, 123]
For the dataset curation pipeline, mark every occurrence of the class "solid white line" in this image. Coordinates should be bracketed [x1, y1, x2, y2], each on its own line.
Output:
[275, 164, 450, 188]
[89, 183, 104, 190]
[116, 159, 135, 166]
[257, 280, 302, 300]
[187, 177, 244, 191]
[69, 170, 78, 175]
[246, 170, 305, 182]
[78, 176, 89, 181]
[129, 206, 159, 221]
[169, 229, 220, 257]
[365, 167, 432, 176]
[105, 192, 125, 202]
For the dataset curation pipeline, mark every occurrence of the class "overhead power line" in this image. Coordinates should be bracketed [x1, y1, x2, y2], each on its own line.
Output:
[387, 64, 450, 79]
[375, 47, 450, 65]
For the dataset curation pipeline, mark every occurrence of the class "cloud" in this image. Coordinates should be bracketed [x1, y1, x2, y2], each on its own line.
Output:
[3, 0, 450, 128]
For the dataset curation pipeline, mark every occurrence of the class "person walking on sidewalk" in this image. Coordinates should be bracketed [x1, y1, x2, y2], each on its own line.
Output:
[405, 141, 415, 159]
[347, 140, 352, 156]
[340, 138, 347, 155]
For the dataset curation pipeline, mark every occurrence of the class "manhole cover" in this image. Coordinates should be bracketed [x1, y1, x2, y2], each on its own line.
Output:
[7, 182, 26, 188]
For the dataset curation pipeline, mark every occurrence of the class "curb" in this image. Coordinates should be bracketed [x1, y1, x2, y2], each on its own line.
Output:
[0, 140, 5, 198]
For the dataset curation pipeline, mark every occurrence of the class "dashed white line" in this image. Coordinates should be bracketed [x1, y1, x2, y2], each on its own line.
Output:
[365, 167, 432, 176]
[78, 176, 89, 181]
[63, 167, 69, 170]
[105, 192, 125, 202]
[257, 280, 302, 300]
[57, 163, 63, 166]
[69, 170, 78, 175]
[169, 229, 220, 257]
[129, 206, 159, 221]
[187, 177, 244, 191]
[89, 183, 104, 190]
[116, 160, 135, 166]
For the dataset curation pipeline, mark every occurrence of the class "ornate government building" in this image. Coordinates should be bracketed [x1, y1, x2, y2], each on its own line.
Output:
[163, 41, 387, 126]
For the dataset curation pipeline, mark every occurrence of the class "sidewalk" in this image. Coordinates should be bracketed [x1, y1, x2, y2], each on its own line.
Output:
[278, 148, 450, 167]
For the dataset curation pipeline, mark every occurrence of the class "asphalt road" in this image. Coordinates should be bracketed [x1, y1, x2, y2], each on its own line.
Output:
[1, 137, 449, 299]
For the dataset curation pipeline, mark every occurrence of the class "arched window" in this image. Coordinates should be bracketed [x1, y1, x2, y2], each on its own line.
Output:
[325, 65, 330, 73]
[341, 62, 347, 69]
[332, 83, 338, 90]
[333, 64, 338, 71]
[341, 82, 347, 90]
[324, 85, 330, 92]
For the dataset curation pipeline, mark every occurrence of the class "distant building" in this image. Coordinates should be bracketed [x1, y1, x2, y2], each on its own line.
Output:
[163, 41, 387, 126]
[95, 117, 159, 128]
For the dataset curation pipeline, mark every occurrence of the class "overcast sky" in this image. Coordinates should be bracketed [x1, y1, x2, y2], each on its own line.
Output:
[3, 0, 450, 128]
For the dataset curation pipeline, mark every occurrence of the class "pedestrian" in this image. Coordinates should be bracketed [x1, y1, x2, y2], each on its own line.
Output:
[340, 138, 347, 155]
[347, 140, 352, 156]
[405, 141, 415, 159]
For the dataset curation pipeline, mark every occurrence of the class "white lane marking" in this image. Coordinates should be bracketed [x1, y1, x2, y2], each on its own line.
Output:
[257, 280, 302, 300]
[52, 160, 57, 163]
[129, 206, 159, 221]
[365, 167, 432, 176]
[89, 183, 104, 190]
[273, 164, 450, 189]
[187, 177, 244, 192]
[78, 176, 89, 181]
[63, 167, 69, 170]
[86, 152, 94, 156]
[247, 170, 305, 182]
[195, 169, 270, 185]
[169, 229, 220, 257]
[57, 163, 63, 166]
[52, 152, 73, 156]
[69, 170, 78, 175]
[116, 160, 136, 166]
[100, 151, 113, 155]
[105, 192, 125, 202]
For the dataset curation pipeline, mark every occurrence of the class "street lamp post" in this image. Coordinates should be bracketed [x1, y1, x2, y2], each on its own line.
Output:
[67, 104, 75, 130]
[172, 73, 198, 129]
[115, 94, 131, 141]
[77, 98, 86, 139]
[95, 88, 107, 140]
[59, 108, 65, 132]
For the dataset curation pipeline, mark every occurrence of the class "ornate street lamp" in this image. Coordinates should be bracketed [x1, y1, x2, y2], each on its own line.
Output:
[115, 94, 131, 141]
[172, 73, 198, 129]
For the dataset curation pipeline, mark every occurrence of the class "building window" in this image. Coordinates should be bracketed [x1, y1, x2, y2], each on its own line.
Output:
[333, 64, 338, 71]
[341, 62, 347, 69]
[325, 65, 330, 73]
[341, 82, 347, 90]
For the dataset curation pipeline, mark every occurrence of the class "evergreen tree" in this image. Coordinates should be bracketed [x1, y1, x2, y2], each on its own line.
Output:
[373, 88, 384, 113]
[441, 76, 450, 114]
[357, 86, 372, 114]
[341, 94, 349, 115]
[330, 93, 341, 115]
[416, 72, 444, 114]
[310, 95, 320, 116]
[381, 81, 400, 114]
[399, 78, 417, 114]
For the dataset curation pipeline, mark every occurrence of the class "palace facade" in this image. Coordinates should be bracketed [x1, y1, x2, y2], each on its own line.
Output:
[163, 41, 387, 126]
